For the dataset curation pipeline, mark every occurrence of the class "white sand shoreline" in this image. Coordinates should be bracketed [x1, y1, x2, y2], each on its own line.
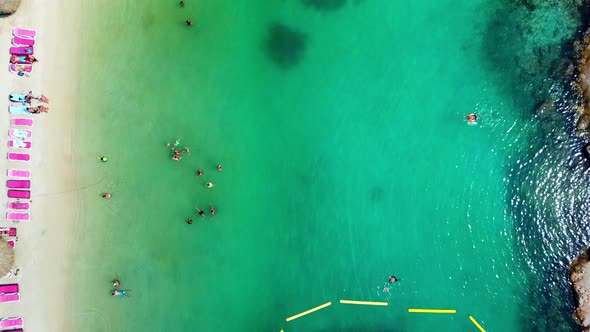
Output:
[0, 0, 83, 330]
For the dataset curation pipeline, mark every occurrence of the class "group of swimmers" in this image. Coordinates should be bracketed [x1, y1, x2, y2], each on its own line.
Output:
[111, 279, 128, 297]
[382, 275, 399, 294]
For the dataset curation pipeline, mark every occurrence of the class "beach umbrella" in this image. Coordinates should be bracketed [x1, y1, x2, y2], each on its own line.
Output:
[0, 237, 15, 277]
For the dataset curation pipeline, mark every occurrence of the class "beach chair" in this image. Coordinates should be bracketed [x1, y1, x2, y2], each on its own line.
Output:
[0, 293, 20, 303]
[0, 227, 17, 237]
[7, 153, 30, 162]
[7, 169, 30, 179]
[0, 317, 23, 329]
[7, 212, 29, 222]
[12, 36, 35, 47]
[11, 118, 34, 127]
[12, 27, 36, 38]
[7, 241, 15, 248]
[9, 47, 33, 55]
[0, 285, 18, 295]
[7, 202, 29, 211]
[9, 64, 33, 74]
[8, 129, 31, 139]
[8, 106, 30, 115]
[8, 140, 31, 150]
[6, 180, 30, 189]
[7, 190, 30, 199]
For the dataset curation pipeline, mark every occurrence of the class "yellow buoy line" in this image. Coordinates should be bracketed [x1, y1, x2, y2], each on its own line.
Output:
[283, 301, 487, 331]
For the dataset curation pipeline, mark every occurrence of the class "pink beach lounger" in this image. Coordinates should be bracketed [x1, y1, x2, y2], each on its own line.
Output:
[0, 293, 20, 303]
[8, 153, 30, 162]
[7, 180, 29, 189]
[9, 64, 32, 74]
[7, 212, 29, 222]
[8, 129, 31, 139]
[9, 47, 33, 55]
[0, 227, 17, 236]
[7, 241, 15, 248]
[12, 36, 35, 47]
[11, 118, 33, 127]
[7, 190, 30, 199]
[7, 169, 30, 179]
[6, 329, 23, 332]
[0, 285, 19, 295]
[13, 27, 36, 38]
[0, 317, 23, 329]
[8, 140, 31, 150]
[7, 202, 29, 211]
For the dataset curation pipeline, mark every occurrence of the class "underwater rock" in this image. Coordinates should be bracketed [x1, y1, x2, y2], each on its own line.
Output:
[265, 23, 307, 69]
[570, 249, 590, 330]
[302, 0, 346, 12]
[535, 100, 555, 117]
[0, 0, 21, 15]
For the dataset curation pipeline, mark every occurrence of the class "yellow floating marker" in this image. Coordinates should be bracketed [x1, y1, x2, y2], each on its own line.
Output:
[469, 316, 486, 332]
[286, 302, 332, 322]
[408, 308, 457, 314]
[339, 300, 389, 306]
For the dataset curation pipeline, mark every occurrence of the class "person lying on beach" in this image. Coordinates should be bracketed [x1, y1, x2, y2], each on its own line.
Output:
[24, 91, 33, 103]
[111, 290, 128, 297]
[26, 105, 48, 114]
[10, 54, 37, 64]
[196, 208, 205, 219]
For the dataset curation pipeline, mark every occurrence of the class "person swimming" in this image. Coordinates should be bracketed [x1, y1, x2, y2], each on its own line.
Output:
[196, 208, 205, 219]
[112, 279, 120, 287]
[466, 113, 478, 124]
[98, 156, 108, 162]
[217, 164, 222, 172]
[111, 290, 127, 297]
[187, 218, 193, 224]
[206, 182, 214, 188]
[210, 205, 216, 217]
[388, 275, 398, 284]
[196, 169, 203, 176]
[103, 193, 111, 200]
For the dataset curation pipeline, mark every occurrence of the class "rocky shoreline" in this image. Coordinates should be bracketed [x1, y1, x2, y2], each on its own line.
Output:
[570, 249, 590, 331]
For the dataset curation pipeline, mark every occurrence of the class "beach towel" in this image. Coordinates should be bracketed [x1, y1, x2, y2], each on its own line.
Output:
[9, 47, 33, 55]
[8, 140, 32, 150]
[9, 93, 27, 103]
[12, 36, 35, 47]
[7, 212, 29, 222]
[11, 118, 33, 127]
[0, 293, 20, 303]
[7, 169, 30, 179]
[7, 190, 29, 199]
[13, 27, 36, 38]
[0, 317, 23, 329]
[7, 202, 29, 211]
[0, 227, 17, 236]
[8, 106, 30, 115]
[7, 180, 30, 189]
[0, 284, 19, 295]
[9, 64, 32, 74]
[8, 129, 31, 139]
[7, 153, 30, 162]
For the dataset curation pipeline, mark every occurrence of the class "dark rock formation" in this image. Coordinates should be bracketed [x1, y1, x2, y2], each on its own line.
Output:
[265, 23, 307, 70]
[0, 0, 21, 16]
[570, 249, 590, 331]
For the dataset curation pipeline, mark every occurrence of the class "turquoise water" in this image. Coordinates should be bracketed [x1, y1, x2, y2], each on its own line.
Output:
[69, 0, 585, 331]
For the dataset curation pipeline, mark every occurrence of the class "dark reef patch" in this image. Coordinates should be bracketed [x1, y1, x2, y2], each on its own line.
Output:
[265, 23, 307, 69]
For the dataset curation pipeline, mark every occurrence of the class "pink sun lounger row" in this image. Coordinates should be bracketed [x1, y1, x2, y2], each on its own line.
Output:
[12, 35, 35, 47]
[7, 212, 29, 222]
[8, 169, 30, 179]
[7, 153, 30, 162]
[0, 316, 23, 329]
[11, 118, 33, 127]
[0, 227, 17, 237]
[13, 27, 36, 39]
[0, 293, 19, 303]
[0, 284, 18, 295]
[9, 47, 33, 55]
[7, 190, 29, 199]
[7, 202, 28, 211]
[8, 129, 31, 139]
[7, 180, 29, 189]
[8, 140, 31, 150]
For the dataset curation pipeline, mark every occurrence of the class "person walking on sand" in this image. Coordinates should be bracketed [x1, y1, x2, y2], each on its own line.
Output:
[196, 208, 205, 219]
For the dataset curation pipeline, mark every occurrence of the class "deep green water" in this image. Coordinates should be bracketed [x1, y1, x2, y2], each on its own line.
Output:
[69, 0, 587, 331]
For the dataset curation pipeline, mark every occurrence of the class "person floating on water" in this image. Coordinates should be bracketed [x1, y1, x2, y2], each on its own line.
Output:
[217, 164, 222, 172]
[388, 275, 398, 284]
[206, 182, 214, 188]
[187, 218, 193, 224]
[186, 19, 192, 26]
[112, 279, 120, 287]
[210, 205, 216, 218]
[179, 0, 185, 7]
[196, 208, 205, 219]
[102, 193, 111, 200]
[196, 169, 203, 177]
[466, 113, 478, 125]
[111, 290, 128, 297]
[98, 156, 108, 162]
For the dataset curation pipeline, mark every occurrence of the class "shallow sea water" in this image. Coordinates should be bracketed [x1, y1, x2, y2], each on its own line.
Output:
[69, 0, 586, 331]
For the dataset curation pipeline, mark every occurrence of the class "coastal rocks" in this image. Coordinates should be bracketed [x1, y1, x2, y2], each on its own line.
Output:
[265, 23, 307, 69]
[570, 249, 590, 331]
[0, 0, 21, 16]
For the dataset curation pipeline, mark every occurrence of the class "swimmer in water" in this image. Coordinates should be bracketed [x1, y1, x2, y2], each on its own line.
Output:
[98, 156, 108, 162]
[172, 155, 181, 161]
[179, 0, 185, 6]
[210, 205, 216, 218]
[187, 218, 193, 224]
[112, 279, 120, 287]
[196, 208, 205, 219]
[206, 182, 214, 188]
[388, 275, 398, 284]
[196, 169, 203, 176]
[111, 290, 127, 297]
[102, 193, 111, 200]
[466, 113, 478, 124]
[186, 19, 192, 26]
[217, 164, 222, 172]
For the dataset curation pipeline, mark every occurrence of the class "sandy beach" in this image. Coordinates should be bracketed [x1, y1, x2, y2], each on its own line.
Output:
[0, 0, 83, 330]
